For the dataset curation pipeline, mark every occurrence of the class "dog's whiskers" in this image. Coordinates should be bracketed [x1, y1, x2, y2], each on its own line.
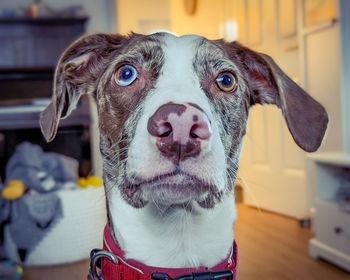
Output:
[236, 174, 262, 214]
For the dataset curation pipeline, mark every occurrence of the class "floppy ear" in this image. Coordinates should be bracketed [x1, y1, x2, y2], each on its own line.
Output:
[232, 42, 328, 152]
[40, 33, 126, 142]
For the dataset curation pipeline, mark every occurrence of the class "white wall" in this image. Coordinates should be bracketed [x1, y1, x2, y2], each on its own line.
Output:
[116, 0, 170, 34]
[339, 0, 350, 153]
[0, 0, 116, 33]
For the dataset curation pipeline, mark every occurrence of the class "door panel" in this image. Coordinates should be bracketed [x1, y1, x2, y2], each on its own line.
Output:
[305, 25, 342, 152]
[281, 120, 304, 171]
[237, 0, 340, 218]
[250, 105, 269, 165]
[241, 104, 309, 218]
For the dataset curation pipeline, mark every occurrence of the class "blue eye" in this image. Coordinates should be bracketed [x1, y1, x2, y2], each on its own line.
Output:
[114, 65, 138, 86]
[216, 72, 237, 92]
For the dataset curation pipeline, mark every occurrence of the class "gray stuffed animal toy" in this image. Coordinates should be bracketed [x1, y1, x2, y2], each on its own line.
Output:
[0, 142, 78, 263]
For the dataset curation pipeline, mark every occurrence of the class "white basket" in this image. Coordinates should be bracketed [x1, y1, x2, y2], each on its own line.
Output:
[4, 186, 107, 266]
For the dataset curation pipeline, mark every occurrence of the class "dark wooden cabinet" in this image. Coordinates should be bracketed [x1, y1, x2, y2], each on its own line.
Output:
[0, 17, 88, 67]
[0, 17, 88, 101]
[0, 17, 92, 179]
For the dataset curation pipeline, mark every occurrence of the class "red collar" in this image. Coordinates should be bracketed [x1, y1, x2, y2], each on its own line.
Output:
[89, 225, 238, 280]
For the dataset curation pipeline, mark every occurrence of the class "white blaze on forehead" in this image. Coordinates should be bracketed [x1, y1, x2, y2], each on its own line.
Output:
[145, 34, 207, 111]
[161, 33, 201, 80]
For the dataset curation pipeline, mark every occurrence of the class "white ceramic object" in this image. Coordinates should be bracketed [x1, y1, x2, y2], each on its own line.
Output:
[4, 186, 106, 266]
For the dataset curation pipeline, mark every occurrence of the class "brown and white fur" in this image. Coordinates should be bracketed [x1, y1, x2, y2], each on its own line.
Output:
[40, 32, 328, 269]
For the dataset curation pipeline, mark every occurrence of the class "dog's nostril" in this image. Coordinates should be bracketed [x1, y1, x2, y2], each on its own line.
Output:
[160, 130, 172, 137]
[158, 122, 172, 137]
[190, 124, 199, 139]
[190, 132, 199, 138]
[190, 123, 211, 140]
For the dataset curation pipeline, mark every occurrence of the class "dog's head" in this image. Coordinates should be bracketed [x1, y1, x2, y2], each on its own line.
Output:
[40, 32, 328, 211]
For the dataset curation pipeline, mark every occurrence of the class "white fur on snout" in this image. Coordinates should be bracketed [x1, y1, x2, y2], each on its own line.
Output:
[127, 34, 226, 193]
[127, 113, 174, 180]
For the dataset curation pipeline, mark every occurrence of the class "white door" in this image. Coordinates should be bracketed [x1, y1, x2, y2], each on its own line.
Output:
[237, 0, 341, 218]
[240, 106, 309, 218]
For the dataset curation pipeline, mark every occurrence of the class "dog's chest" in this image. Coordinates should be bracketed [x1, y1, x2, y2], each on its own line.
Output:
[109, 187, 236, 268]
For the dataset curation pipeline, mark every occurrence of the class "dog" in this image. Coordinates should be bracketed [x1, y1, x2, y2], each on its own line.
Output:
[40, 32, 328, 280]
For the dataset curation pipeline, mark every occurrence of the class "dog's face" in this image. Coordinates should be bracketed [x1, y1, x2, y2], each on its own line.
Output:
[40, 32, 328, 213]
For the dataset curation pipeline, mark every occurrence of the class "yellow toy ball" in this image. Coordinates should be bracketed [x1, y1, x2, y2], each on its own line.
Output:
[87, 175, 103, 187]
[77, 177, 89, 188]
[2, 180, 26, 200]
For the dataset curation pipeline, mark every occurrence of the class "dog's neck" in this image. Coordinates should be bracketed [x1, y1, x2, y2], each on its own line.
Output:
[107, 186, 236, 268]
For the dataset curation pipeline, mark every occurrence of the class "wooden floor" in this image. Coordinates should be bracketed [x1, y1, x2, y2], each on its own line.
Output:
[22, 204, 350, 280]
[235, 204, 349, 280]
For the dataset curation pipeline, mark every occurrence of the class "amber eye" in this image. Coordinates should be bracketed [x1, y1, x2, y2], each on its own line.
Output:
[215, 72, 237, 92]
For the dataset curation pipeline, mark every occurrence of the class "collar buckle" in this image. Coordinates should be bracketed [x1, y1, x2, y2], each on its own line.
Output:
[89, 249, 119, 280]
[151, 269, 234, 280]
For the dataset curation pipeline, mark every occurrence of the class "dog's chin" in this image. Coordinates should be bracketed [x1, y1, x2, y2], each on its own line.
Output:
[120, 172, 223, 209]
[141, 174, 207, 206]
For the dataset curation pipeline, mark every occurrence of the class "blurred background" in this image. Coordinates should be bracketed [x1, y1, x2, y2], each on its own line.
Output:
[0, 0, 349, 279]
